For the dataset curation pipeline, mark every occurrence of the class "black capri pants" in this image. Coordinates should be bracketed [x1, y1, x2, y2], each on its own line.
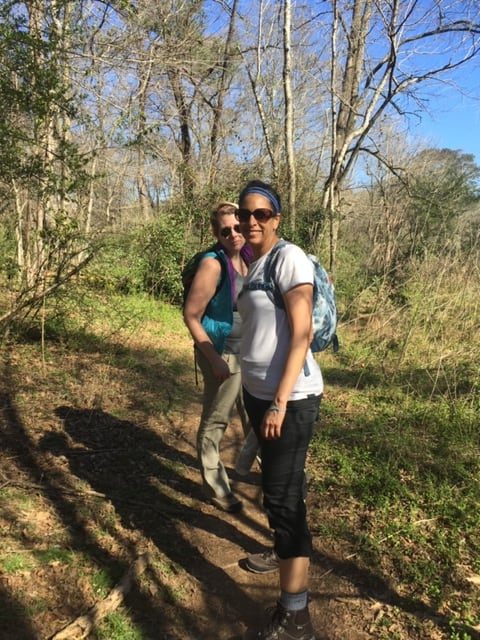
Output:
[243, 387, 321, 560]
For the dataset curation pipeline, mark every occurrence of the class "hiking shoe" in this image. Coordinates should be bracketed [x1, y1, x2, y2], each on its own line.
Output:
[210, 492, 243, 513]
[245, 602, 316, 639]
[245, 549, 279, 574]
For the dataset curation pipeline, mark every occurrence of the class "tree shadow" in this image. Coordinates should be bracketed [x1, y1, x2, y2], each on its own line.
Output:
[46, 406, 269, 552]
[0, 344, 263, 639]
[43, 405, 271, 636]
[12, 317, 473, 637]
[0, 586, 38, 640]
[0, 359, 130, 637]
[322, 364, 382, 390]
[309, 549, 480, 640]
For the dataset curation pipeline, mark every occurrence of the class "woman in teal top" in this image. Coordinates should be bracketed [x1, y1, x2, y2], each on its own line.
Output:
[183, 202, 253, 513]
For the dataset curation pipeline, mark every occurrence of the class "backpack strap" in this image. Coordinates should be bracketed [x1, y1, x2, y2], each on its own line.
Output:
[202, 247, 228, 294]
[262, 239, 289, 308]
[182, 244, 225, 306]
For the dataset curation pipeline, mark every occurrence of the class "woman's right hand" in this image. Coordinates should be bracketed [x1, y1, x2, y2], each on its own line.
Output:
[210, 354, 231, 382]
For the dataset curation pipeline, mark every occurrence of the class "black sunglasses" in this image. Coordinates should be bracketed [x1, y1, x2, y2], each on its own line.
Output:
[236, 208, 275, 223]
[220, 224, 241, 239]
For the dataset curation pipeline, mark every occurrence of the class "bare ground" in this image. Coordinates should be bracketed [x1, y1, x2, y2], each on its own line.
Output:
[0, 322, 460, 640]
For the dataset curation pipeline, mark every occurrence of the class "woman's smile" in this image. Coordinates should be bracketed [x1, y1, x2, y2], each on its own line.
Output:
[237, 193, 280, 257]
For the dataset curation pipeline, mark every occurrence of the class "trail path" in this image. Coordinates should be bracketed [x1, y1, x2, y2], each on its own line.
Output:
[155, 389, 374, 640]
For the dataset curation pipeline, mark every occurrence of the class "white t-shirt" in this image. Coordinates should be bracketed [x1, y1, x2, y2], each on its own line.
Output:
[238, 241, 323, 400]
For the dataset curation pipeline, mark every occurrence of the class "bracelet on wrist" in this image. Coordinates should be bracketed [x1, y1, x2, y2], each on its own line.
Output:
[268, 402, 287, 414]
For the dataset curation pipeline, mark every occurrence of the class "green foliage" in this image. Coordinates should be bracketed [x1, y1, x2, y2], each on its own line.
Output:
[91, 569, 114, 598]
[178, 186, 240, 247]
[98, 188, 246, 305]
[1, 554, 34, 574]
[310, 380, 480, 607]
[34, 547, 74, 566]
[332, 245, 372, 320]
[85, 234, 146, 295]
[310, 245, 480, 621]
[136, 212, 188, 304]
[408, 149, 480, 252]
[0, 0, 93, 331]
[285, 206, 325, 254]
[307, 236, 480, 627]
[95, 612, 144, 640]
[358, 148, 480, 288]
[0, 1, 88, 198]
[0, 223, 17, 280]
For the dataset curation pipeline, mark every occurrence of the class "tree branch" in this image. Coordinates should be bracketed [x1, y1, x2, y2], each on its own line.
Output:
[50, 554, 151, 640]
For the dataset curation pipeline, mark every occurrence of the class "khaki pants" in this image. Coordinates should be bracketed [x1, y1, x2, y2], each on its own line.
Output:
[196, 349, 250, 498]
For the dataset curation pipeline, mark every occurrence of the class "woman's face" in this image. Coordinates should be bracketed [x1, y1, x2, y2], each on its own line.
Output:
[215, 213, 245, 254]
[237, 193, 280, 249]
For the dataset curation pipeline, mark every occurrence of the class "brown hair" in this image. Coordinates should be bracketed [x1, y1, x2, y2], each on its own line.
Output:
[210, 201, 238, 232]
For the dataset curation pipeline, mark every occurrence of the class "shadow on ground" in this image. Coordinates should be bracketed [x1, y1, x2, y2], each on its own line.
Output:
[0, 337, 269, 638]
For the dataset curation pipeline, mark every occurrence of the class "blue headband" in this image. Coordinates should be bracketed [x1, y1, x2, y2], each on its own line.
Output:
[240, 186, 281, 215]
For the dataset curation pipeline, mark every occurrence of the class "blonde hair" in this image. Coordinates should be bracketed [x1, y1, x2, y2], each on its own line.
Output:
[210, 201, 238, 231]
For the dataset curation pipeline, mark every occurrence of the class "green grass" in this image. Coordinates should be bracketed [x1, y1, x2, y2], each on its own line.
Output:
[1, 547, 74, 575]
[311, 342, 480, 631]
[0, 487, 34, 510]
[47, 284, 186, 341]
[1, 554, 34, 574]
[91, 569, 115, 598]
[34, 547, 74, 565]
[95, 611, 145, 640]
[23, 597, 49, 616]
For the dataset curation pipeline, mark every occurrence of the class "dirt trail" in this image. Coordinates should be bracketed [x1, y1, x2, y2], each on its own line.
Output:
[162, 397, 374, 640]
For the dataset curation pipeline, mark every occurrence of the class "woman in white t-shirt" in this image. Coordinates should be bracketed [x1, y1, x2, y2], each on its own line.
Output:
[236, 180, 322, 640]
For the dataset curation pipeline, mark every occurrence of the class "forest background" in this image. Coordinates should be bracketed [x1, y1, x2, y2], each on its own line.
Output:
[0, 1, 479, 639]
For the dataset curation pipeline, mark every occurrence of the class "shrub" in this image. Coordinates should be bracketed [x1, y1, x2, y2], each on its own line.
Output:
[0, 222, 18, 281]
[135, 212, 188, 304]
[84, 233, 146, 295]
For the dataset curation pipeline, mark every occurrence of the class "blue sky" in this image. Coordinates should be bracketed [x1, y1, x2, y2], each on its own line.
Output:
[410, 88, 480, 165]
[203, 0, 480, 167]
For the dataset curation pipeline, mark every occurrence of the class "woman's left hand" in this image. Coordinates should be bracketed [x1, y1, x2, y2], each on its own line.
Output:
[261, 408, 286, 439]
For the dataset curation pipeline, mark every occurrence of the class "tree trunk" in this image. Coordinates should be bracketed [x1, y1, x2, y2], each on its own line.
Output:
[85, 156, 97, 236]
[168, 67, 194, 201]
[136, 52, 154, 219]
[241, 0, 278, 182]
[321, 0, 372, 273]
[283, 0, 296, 231]
[13, 181, 26, 273]
[209, 0, 239, 186]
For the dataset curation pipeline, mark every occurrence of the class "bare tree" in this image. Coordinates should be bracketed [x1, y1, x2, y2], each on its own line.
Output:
[2, 1, 93, 307]
[283, 0, 296, 230]
[320, 0, 480, 272]
[208, 0, 239, 185]
[238, 0, 281, 182]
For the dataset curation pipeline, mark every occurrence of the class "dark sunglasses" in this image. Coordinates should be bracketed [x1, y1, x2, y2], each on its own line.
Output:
[220, 224, 241, 239]
[236, 208, 275, 223]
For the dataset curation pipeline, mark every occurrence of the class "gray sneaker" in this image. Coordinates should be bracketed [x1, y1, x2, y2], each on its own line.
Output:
[245, 549, 279, 574]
